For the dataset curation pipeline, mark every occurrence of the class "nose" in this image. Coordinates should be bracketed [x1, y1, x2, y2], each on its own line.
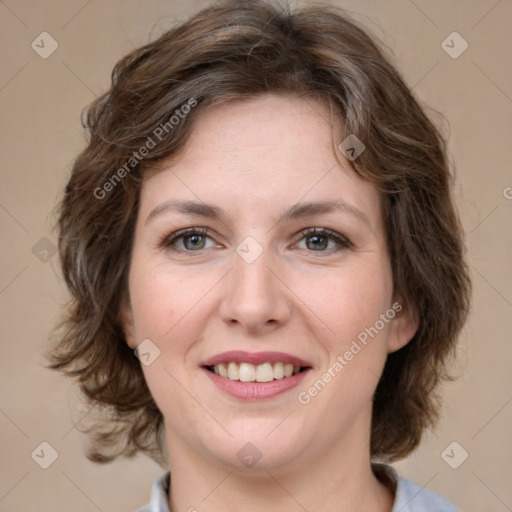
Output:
[219, 244, 292, 334]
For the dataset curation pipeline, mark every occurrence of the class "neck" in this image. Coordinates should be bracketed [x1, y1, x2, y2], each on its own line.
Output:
[164, 427, 395, 512]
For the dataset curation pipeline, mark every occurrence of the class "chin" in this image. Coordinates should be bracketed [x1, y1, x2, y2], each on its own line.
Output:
[205, 421, 308, 473]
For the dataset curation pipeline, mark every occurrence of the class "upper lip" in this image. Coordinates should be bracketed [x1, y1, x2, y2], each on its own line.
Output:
[201, 351, 312, 368]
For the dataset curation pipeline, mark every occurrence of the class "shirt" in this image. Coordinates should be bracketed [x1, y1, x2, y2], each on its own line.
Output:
[136, 464, 458, 511]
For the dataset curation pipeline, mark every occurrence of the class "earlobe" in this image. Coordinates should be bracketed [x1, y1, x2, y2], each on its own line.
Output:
[387, 300, 419, 354]
[119, 295, 137, 349]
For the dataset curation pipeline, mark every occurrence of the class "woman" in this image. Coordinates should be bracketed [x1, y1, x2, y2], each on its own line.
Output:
[48, 1, 471, 511]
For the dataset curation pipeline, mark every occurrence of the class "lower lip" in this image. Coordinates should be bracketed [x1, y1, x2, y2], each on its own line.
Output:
[202, 367, 311, 400]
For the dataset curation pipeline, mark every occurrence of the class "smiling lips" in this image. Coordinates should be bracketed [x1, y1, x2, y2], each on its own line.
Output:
[201, 350, 312, 388]
[210, 361, 302, 382]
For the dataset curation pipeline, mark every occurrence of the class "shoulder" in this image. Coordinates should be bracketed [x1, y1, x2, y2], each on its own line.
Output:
[135, 472, 171, 512]
[381, 465, 458, 512]
[138, 467, 459, 512]
[373, 463, 458, 511]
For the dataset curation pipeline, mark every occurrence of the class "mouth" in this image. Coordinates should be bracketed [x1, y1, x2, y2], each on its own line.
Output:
[200, 351, 312, 399]
[203, 362, 310, 382]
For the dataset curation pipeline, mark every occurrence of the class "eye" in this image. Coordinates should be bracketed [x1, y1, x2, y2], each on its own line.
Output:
[160, 227, 217, 252]
[159, 226, 351, 255]
[295, 227, 351, 253]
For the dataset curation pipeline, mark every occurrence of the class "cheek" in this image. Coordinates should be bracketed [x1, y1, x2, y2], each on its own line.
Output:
[129, 267, 203, 416]
[304, 270, 393, 414]
[299, 262, 392, 346]
[129, 263, 205, 342]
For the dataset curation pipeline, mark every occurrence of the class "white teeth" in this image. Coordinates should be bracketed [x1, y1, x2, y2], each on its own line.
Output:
[239, 362, 256, 382]
[228, 362, 239, 380]
[218, 363, 228, 378]
[256, 362, 274, 382]
[273, 362, 284, 379]
[210, 361, 304, 382]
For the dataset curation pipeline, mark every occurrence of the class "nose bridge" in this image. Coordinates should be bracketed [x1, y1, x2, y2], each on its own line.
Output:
[232, 242, 275, 305]
[220, 238, 289, 329]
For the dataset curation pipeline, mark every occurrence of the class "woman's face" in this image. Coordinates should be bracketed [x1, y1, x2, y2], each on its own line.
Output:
[122, 94, 417, 474]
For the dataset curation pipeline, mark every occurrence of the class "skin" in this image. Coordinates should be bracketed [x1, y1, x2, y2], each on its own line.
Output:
[121, 94, 419, 512]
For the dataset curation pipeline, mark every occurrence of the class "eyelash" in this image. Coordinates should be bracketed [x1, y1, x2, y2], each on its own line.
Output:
[159, 227, 352, 255]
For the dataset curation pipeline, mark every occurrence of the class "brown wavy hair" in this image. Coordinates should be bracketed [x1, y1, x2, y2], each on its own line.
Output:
[47, 0, 471, 465]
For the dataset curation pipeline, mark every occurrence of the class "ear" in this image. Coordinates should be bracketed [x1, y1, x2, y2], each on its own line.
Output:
[387, 299, 419, 354]
[119, 294, 137, 349]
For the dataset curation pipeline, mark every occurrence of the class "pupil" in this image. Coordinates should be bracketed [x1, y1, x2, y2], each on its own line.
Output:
[308, 235, 327, 250]
[186, 235, 204, 250]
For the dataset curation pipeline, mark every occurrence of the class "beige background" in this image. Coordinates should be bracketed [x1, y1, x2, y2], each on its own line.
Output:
[1, 0, 511, 510]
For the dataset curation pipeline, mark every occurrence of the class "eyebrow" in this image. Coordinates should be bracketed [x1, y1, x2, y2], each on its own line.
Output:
[145, 199, 371, 229]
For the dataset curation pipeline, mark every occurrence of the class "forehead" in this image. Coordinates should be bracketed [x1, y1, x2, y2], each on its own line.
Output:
[138, 94, 383, 232]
